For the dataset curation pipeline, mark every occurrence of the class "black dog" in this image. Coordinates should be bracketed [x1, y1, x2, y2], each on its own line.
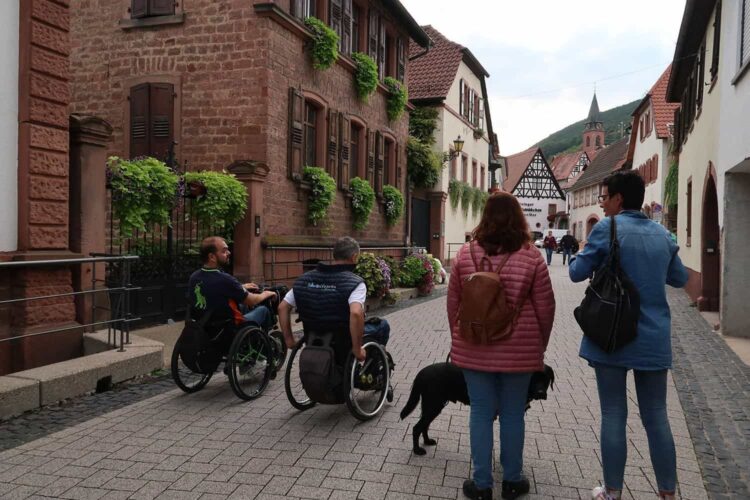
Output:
[400, 362, 555, 455]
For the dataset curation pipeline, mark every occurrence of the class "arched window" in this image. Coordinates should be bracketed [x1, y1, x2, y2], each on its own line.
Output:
[586, 136, 591, 148]
[595, 135, 601, 147]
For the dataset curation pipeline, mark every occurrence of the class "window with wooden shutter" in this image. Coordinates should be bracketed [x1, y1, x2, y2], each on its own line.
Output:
[131, 0, 175, 19]
[673, 108, 681, 148]
[329, 0, 343, 47]
[149, 83, 174, 160]
[473, 92, 480, 126]
[129, 83, 174, 161]
[304, 102, 318, 167]
[396, 38, 405, 82]
[383, 138, 391, 186]
[129, 84, 150, 157]
[291, 0, 315, 20]
[378, 20, 386, 80]
[352, 4, 360, 52]
[697, 45, 705, 108]
[464, 84, 470, 119]
[339, 114, 351, 189]
[327, 109, 339, 179]
[375, 131, 384, 194]
[472, 160, 477, 187]
[395, 141, 402, 190]
[288, 88, 305, 180]
[341, 0, 352, 55]
[741, 0, 750, 66]
[366, 129, 376, 186]
[458, 79, 464, 116]
[368, 10, 379, 64]
[710, 1, 721, 80]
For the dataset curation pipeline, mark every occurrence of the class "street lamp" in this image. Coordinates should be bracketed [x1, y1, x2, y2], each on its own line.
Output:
[443, 135, 465, 164]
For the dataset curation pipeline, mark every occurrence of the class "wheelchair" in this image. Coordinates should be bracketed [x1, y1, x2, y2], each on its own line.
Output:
[284, 327, 394, 421]
[171, 285, 288, 401]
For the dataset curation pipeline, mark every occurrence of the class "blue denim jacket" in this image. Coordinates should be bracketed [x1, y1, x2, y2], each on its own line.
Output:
[569, 211, 688, 370]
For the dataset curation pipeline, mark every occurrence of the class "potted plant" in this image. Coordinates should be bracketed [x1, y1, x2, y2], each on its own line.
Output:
[351, 52, 378, 102]
[349, 177, 375, 230]
[302, 166, 336, 226]
[304, 17, 339, 70]
[182, 170, 248, 232]
[382, 185, 404, 226]
[383, 76, 407, 122]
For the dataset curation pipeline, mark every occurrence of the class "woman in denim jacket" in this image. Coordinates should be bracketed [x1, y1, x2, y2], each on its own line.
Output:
[569, 171, 688, 500]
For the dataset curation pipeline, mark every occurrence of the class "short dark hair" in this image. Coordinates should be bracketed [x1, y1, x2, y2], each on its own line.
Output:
[332, 237, 360, 260]
[602, 171, 645, 210]
[199, 236, 224, 264]
[471, 192, 530, 255]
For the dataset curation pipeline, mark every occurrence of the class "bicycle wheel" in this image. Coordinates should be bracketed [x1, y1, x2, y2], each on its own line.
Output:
[171, 338, 213, 393]
[227, 326, 272, 401]
[284, 342, 316, 411]
[345, 342, 390, 421]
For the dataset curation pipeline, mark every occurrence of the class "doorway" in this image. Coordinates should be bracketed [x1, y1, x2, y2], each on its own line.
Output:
[700, 175, 720, 311]
[411, 198, 430, 250]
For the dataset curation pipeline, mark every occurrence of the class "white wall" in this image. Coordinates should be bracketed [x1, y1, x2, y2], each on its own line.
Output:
[676, 5, 722, 272]
[631, 108, 671, 224]
[0, 1, 19, 252]
[436, 61, 491, 256]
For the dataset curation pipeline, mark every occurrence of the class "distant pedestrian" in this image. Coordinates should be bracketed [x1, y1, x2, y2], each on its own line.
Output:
[569, 171, 688, 500]
[559, 231, 577, 265]
[542, 231, 557, 265]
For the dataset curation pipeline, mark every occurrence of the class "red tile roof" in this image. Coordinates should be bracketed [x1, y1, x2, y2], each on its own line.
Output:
[549, 151, 582, 181]
[408, 26, 463, 101]
[649, 65, 679, 139]
[501, 146, 540, 192]
[570, 137, 630, 191]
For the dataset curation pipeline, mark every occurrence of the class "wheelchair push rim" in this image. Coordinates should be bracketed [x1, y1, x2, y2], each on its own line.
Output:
[227, 326, 273, 401]
[346, 341, 391, 421]
[284, 341, 316, 411]
[171, 340, 213, 393]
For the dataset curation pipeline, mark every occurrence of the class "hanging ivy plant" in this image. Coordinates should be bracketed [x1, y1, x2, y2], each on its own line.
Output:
[448, 178, 462, 211]
[349, 177, 375, 230]
[664, 161, 679, 207]
[183, 170, 248, 232]
[106, 156, 179, 237]
[471, 188, 488, 218]
[382, 185, 404, 226]
[303, 166, 336, 226]
[460, 181, 473, 216]
[407, 136, 442, 189]
[304, 17, 339, 70]
[351, 52, 378, 102]
[383, 76, 407, 121]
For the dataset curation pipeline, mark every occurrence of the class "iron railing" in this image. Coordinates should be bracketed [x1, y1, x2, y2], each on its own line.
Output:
[447, 242, 467, 265]
[265, 245, 427, 284]
[0, 255, 140, 352]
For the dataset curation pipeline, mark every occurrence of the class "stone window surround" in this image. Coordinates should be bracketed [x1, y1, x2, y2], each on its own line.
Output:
[381, 130, 397, 187]
[349, 115, 367, 181]
[122, 74, 182, 161]
[300, 89, 329, 175]
[118, 0, 185, 29]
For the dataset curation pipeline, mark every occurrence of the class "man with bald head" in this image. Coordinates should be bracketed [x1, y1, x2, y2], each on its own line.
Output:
[188, 236, 276, 329]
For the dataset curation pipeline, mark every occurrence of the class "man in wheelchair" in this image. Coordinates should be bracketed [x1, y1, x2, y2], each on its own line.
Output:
[188, 236, 278, 330]
[278, 237, 390, 361]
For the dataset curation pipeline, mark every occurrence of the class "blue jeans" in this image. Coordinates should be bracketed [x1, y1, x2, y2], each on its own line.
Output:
[242, 305, 272, 331]
[594, 365, 676, 494]
[363, 318, 390, 345]
[462, 369, 532, 488]
[562, 247, 572, 265]
[545, 247, 553, 264]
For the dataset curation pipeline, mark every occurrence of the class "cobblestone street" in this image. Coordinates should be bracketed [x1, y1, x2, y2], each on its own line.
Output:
[0, 261, 727, 499]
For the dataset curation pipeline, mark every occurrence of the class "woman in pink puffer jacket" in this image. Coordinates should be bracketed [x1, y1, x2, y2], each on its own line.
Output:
[447, 192, 555, 500]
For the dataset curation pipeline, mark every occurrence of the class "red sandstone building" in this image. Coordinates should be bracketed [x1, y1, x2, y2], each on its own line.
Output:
[70, 0, 430, 283]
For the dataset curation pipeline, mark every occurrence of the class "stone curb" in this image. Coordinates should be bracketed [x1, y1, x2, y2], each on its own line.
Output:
[0, 332, 163, 420]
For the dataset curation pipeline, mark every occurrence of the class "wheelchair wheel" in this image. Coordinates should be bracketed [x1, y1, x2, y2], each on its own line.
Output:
[345, 342, 391, 421]
[284, 342, 316, 411]
[268, 329, 288, 373]
[227, 326, 273, 401]
[171, 339, 213, 393]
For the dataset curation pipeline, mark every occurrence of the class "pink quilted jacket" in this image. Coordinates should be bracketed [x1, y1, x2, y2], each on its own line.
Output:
[447, 242, 555, 373]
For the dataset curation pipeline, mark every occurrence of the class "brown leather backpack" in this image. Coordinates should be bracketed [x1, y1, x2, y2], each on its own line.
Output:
[457, 242, 525, 345]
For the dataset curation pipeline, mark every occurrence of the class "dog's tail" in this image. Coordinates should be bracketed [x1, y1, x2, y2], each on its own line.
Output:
[399, 382, 421, 420]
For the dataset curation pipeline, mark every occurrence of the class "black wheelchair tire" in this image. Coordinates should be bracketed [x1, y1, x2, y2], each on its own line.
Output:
[284, 342, 316, 411]
[269, 330, 288, 373]
[345, 342, 390, 421]
[227, 326, 272, 401]
[171, 337, 213, 393]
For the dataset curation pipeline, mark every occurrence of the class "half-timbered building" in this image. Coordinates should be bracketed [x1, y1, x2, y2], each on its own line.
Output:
[502, 147, 565, 237]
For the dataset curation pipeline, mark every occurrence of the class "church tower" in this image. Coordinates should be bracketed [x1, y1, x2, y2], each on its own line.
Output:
[582, 93, 605, 153]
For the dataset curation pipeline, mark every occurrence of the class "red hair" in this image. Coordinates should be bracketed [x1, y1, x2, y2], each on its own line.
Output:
[471, 192, 530, 255]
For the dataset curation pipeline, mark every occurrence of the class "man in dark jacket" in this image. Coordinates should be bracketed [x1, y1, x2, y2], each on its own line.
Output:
[559, 231, 578, 265]
[278, 237, 390, 362]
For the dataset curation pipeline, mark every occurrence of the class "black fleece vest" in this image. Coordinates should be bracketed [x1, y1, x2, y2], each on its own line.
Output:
[293, 263, 364, 331]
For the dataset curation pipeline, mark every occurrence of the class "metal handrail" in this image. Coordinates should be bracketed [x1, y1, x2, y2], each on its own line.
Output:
[0, 255, 141, 352]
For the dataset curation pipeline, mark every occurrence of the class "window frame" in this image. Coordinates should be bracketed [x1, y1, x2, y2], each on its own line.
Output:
[123, 74, 181, 161]
[120, 0, 185, 29]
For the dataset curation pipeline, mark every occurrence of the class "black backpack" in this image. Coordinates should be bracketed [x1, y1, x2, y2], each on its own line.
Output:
[574, 216, 640, 353]
[179, 311, 231, 374]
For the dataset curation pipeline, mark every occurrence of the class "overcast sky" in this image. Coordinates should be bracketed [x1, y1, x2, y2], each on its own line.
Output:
[400, 0, 687, 155]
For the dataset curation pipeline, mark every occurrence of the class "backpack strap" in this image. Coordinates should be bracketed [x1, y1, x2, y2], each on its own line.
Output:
[469, 241, 492, 272]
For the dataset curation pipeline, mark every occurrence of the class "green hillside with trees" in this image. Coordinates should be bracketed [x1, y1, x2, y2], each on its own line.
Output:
[533, 99, 641, 158]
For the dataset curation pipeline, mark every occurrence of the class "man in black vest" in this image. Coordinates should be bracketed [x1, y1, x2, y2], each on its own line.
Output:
[278, 237, 390, 362]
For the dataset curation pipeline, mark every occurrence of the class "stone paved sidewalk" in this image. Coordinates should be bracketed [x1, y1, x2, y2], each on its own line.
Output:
[0, 263, 708, 499]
